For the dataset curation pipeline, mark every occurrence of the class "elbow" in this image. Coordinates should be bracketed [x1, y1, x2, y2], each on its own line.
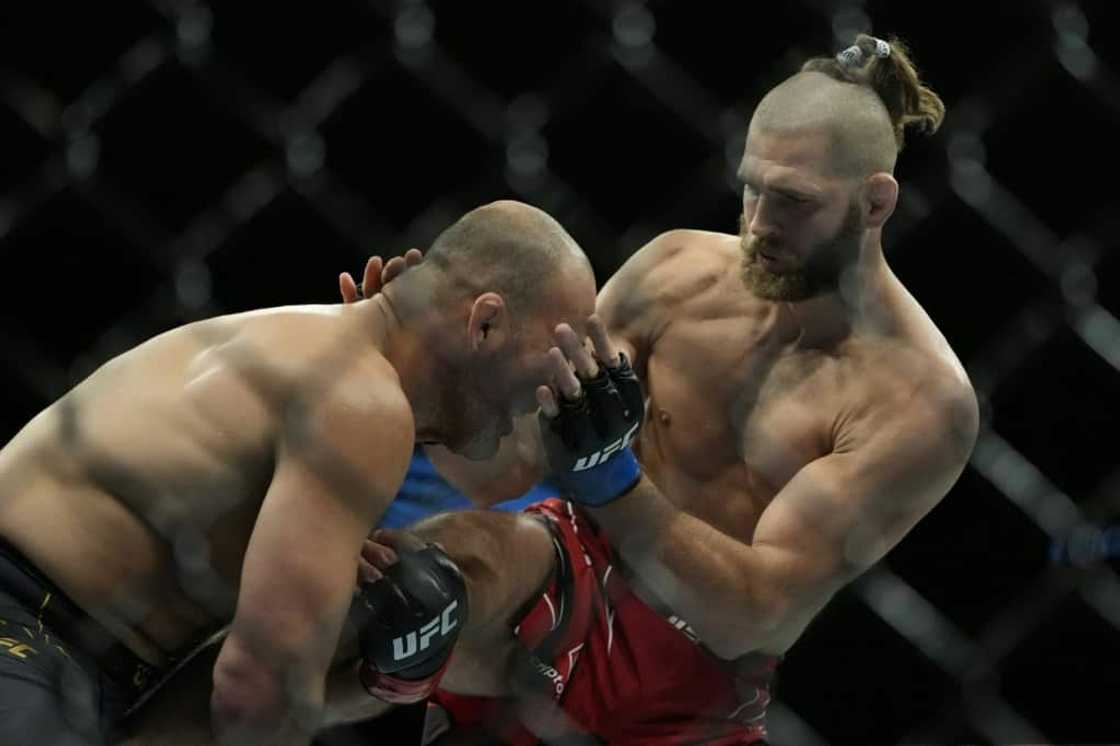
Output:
[704, 592, 791, 661]
[211, 636, 323, 736]
[211, 655, 283, 730]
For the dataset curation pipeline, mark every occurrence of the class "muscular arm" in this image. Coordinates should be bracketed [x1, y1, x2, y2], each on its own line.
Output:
[589, 389, 978, 660]
[211, 380, 412, 745]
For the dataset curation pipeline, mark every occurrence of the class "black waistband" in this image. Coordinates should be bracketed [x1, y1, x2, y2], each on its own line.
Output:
[0, 534, 161, 697]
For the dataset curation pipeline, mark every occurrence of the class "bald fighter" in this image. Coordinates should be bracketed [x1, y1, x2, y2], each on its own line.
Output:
[0, 200, 597, 745]
[341, 35, 978, 744]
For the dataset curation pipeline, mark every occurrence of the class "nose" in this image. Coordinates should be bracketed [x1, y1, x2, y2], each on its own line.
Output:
[747, 196, 781, 242]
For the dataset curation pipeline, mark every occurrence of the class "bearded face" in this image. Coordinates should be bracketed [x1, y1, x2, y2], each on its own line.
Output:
[739, 201, 864, 302]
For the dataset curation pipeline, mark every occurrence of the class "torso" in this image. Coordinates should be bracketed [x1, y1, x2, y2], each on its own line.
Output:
[619, 231, 969, 633]
[0, 305, 395, 665]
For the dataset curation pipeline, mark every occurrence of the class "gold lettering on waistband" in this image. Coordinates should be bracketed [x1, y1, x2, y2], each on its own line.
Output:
[37, 592, 51, 634]
[0, 637, 38, 659]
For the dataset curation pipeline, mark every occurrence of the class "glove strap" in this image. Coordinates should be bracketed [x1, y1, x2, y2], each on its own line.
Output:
[561, 444, 641, 506]
[359, 656, 453, 704]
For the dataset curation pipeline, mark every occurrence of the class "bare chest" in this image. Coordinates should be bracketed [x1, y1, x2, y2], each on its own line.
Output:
[637, 313, 843, 537]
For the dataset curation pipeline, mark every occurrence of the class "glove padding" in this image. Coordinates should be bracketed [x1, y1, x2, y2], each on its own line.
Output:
[357, 544, 468, 703]
[541, 351, 644, 506]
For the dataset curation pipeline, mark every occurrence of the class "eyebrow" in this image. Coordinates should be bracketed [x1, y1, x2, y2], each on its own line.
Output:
[739, 171, 822, 200]
[772, 184, 817, 200]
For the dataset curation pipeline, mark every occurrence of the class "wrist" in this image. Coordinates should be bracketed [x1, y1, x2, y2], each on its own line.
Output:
[558, 445, 641, 506]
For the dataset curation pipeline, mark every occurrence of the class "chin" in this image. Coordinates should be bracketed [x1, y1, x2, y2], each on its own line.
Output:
[453, 435, 501, 462]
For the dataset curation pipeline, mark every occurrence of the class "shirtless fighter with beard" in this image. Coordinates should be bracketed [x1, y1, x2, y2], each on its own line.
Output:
[124, 34, 978, 745]
[404, 34, 978, 744]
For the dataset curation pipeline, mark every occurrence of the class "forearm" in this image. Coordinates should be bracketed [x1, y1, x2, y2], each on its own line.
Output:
[589, 476, 786, 658]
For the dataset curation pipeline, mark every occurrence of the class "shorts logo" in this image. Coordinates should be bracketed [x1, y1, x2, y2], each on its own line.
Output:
[391, 600, 459, 661]
[573, 421, 640, 472]
[534, 657, 566, 696]
[0, 636, 37, 660]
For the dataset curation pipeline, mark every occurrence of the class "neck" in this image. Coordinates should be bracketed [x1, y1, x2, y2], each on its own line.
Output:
[374, 278, 457, 446]
[785, 233, 893, 347]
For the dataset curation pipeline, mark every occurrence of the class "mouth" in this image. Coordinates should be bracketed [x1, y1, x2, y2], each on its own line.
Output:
[756, 249, 782, 267]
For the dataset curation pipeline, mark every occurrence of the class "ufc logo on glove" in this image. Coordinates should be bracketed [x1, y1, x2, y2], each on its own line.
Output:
[542, 352, 646, 505]
[391, 600, 460, 661]
[573, 420, 641, 472]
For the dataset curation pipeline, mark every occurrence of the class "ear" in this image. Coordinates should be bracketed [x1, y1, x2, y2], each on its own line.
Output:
[862, 172, 899, 229]
[466, 292, 508, 352]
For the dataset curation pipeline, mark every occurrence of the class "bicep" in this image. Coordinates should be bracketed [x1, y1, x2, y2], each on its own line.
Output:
[230, 388, 412, 677]
[233, 456, 378, 669]
[751, 417, 968, 606]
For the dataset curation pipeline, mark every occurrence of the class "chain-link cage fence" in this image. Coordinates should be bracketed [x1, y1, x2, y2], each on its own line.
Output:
[1, 0, 1118, 743]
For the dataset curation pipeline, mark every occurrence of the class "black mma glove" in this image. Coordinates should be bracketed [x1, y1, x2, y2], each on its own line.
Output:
[357, 544, 468, 703]
[540, 351, 644, 506]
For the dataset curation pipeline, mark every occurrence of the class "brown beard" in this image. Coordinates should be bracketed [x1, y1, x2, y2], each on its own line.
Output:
[739, 203, 863, 301]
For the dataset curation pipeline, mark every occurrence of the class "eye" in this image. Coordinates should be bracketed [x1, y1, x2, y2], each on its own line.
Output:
[777, 191, 809, 205]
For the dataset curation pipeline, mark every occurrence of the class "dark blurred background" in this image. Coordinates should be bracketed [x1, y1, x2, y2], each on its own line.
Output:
[1, 1, 1118, 743]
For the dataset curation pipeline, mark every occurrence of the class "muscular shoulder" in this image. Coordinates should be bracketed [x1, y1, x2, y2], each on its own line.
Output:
[840, 340, 978, 474]
[604, 229, 737, 305]
[599, 230, 740, 357]
[269, 333, 415, 500]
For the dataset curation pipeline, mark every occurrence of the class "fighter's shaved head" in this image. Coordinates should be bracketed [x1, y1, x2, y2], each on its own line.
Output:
[751, 72, 899, 177]
[425, 199, 593, 319]
[750, 35, 945, 179]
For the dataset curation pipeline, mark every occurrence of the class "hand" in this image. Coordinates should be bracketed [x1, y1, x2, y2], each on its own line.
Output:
[357, 535, 467, 704]
[537, 315, 644, 506]
[339, 249, 424, 303]
[358, 528, 437, 584]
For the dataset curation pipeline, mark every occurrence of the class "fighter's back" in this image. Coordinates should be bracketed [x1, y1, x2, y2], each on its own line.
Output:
[0, 304, 403, 664]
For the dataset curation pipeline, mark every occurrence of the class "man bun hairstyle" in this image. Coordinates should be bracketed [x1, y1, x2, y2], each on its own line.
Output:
[801, 34, 945, 152]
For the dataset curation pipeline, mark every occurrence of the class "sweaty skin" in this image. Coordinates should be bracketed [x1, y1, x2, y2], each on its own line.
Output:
[592, 226, 977, 658]
[0, 304, 411, 669]
[120, 88, 977, 736]
[101, 199, 602, 745]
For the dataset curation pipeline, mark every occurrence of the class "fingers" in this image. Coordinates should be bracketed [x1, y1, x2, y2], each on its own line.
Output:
[351, 250, 422, 302]
[361, 256, 384, 298]
[362, 538, 399, 568]
[359, 536, 398, 585]
[536, 322, 602, 413]
[587, 315, 620, 369]
[537, 385, 559, 418]
[382, 255, 407, 285]
[370, 527, 427, 553]
[358, 557, 383, 584]
[548, 346, 583, 400]
[554, 323, 599, 379]
[340, 272, 360, 304]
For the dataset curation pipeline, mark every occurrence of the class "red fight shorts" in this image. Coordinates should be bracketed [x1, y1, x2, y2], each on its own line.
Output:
[432, 498, 778, 745]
